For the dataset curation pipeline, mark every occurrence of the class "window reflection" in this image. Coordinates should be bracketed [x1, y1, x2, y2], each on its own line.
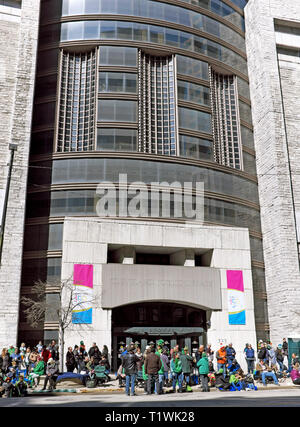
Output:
[60, 21, 247, 74]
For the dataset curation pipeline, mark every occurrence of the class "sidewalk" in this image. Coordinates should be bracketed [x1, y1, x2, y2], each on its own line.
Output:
[29, 375, 299, 395]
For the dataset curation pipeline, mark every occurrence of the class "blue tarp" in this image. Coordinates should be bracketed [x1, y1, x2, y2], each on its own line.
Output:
[56, 372, 89, 385]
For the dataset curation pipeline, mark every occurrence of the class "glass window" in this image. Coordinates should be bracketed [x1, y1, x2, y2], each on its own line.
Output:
[237, 77, 250, 100]
[116, 0, 132, 14]
[68, 0, 84, 15]
[98, 100, 137, 122]
[61, 21, 247, 74]
[178, 80, 210, 106]
[100, 0, 116, 13]
[179, 134, 213, 160]
[99, 72, 137, 93]
[67, 21, 84, 40]
[97, 128, 137, 151]
[117, 21, 133, 40]
[165, 28, 179, 47]
[84, 21, 99, 39]
[229, 0, 247, 9]
[42, 187, 261, 231]
[100, 21, 116, 39]
[179, 107, 212, 134]
[239, 100, 252, 125]
[99, 46, 137, 66]
[85, 0, 100, 13]
[62, 0, 245, 35]
[241, 125, 254, 150]
[177, 55, 209, 80]
[50, 157, 260, 204]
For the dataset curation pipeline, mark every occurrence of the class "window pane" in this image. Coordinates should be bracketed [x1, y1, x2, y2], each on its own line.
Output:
[99, 46, 137, 66]
[68, 0, 84, 15]
[97, 128, 137, 151]
[179, 134, 212, 160]
[179, 107, 212, 133]
[85, 0, 100, 13]
[98, 100, 137, 122]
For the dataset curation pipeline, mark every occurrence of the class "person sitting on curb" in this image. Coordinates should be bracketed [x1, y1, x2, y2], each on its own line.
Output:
[229, 368, 246, 391]
[261, 364, 280, 387]
[227, 359, 241, 375]
[42, 358, 58, 391]
[1, 376, 14, 398]
[215, 369, 230, 391]
[290, 362, 300, 385]
[28, 356, 45, 388]
[15, 375, 28, 397]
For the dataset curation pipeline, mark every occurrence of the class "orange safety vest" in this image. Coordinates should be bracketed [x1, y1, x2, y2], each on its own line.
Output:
[217, 347, 227, 364]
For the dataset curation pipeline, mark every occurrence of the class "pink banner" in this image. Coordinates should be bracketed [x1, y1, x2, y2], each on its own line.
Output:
[226, 270, 244, 292]
[73, 264, 93, 289]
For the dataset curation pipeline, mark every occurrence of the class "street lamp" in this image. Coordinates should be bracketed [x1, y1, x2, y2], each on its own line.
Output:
[0, 143, 18, 266]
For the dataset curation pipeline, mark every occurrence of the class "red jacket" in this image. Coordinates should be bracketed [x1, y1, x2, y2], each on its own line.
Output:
[41, 349, 51, 363]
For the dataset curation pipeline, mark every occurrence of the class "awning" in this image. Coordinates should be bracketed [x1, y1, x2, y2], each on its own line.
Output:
[124, 326, 204, 336]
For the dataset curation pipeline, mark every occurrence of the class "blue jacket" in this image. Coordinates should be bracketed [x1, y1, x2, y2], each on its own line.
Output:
[227, 361, 240, 373]
[245, 348, 255, 359]
[226, 347, 236, 360]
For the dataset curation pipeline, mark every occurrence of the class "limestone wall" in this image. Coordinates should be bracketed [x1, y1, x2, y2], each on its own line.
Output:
[0, 0, 40, 348]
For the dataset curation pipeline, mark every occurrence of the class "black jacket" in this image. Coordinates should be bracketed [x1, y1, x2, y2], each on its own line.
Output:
[258, 347, 267, 360]
[121, 352, 139, 375]
[66, 351, 76, 367]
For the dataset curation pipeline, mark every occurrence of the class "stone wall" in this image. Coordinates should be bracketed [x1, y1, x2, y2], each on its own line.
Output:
[245, 0, 300, 345]
[0, 0, 40, 348]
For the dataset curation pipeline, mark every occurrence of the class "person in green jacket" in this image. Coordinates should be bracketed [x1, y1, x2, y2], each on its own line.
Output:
[15, 375, 28, 397]
[28, 357, 45, 388]
[197, 353, 210, 392]
[170, 353, 183, 393]
[180, 347, 194, 392]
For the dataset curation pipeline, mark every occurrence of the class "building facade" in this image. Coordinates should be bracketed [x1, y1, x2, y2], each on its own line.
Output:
[0, 0, 40, 347]
[0, 0, 271, 366]
[245, 0, 300, 346]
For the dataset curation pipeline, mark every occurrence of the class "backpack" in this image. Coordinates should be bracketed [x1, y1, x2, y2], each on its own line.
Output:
[258, 348, 266, 359]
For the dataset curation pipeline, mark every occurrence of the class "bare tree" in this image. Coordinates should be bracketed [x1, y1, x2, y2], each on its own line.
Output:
[21, 276, 98, 372]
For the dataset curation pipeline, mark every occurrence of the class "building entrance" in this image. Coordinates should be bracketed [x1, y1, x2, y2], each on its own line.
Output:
[111, 302, 207, 371]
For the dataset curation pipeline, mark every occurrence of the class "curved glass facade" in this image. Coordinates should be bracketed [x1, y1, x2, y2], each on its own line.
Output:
[61, 0, 245, 51]
[22, 0, 268, 342]
[62, 0, 245, 30]
[60, 20, 247, 75]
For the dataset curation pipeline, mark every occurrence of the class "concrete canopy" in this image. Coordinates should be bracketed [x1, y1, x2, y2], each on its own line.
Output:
[101, 263, 222, 311]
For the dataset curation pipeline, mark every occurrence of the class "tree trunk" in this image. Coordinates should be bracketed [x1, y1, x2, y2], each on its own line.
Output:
[59, 327, 64, 373]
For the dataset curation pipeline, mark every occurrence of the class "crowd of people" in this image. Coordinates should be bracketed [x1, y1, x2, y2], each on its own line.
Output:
[1, 337, 300, 398]
[0, 340, 110, 398]
[117, 338, 299, 396]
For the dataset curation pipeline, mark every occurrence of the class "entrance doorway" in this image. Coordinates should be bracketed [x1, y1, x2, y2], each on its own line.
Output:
[111, 302, 207, 372]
